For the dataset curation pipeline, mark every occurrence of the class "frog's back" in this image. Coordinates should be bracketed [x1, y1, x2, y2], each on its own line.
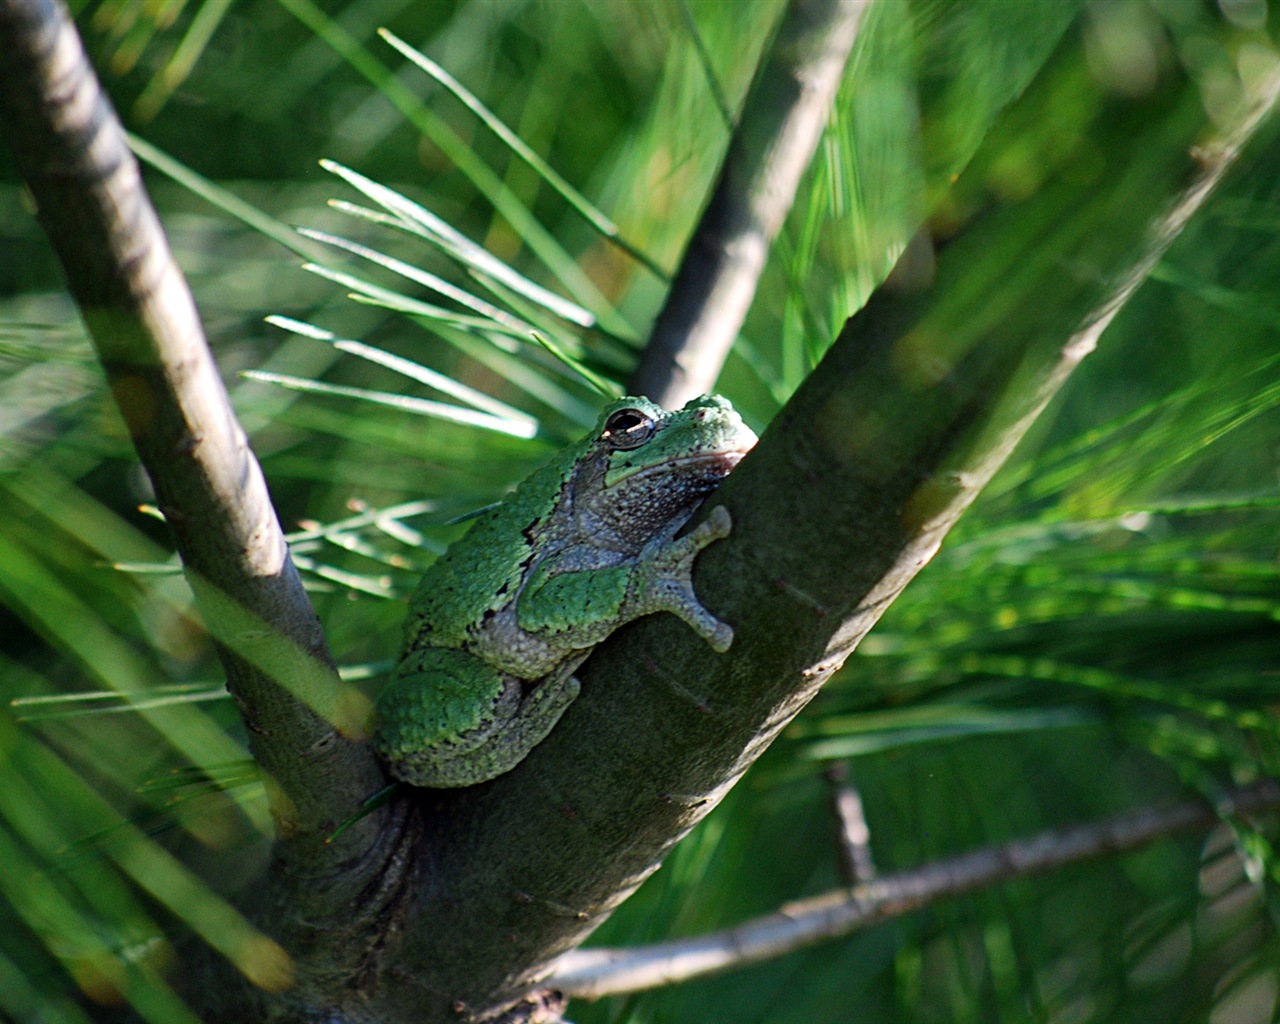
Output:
[406, 448, 577, 649]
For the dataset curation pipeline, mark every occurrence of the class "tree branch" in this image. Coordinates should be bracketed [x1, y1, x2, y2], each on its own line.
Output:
[552, 778, 1280, 998]
[0, 0, 403, 988]
[629, 0, 871, 407]
[371, 30, 1280, 1023]
[826, 765, 876, 885]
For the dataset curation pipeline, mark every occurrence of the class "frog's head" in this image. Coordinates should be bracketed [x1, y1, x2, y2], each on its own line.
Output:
[581, 394, 758, 538]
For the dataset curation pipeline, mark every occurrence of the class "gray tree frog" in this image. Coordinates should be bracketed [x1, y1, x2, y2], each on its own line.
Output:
[373, 394, 757, 788]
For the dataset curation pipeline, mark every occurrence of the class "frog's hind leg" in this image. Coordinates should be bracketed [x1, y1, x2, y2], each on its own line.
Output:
[502, 654, 586, 770]
[375, 649, 520, 787]
[421, 661, 582, 787]
[377, 653, 585, 788]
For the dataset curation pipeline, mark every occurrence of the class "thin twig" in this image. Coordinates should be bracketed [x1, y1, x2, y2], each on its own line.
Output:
[551, 779, 1280, 999]
[826, 764, 876, 885]
[629, 0, 871, 407]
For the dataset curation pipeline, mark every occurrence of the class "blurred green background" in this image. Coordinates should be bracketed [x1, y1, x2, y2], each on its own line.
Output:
[1, 1, 1278, 1021]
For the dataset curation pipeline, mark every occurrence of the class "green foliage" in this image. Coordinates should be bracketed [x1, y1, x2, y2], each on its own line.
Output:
[1, 1, 1278, 1022]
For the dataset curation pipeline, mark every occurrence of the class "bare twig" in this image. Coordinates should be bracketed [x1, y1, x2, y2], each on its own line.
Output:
[629, 0, 871, 407]
[826, 764, 876, 885]
[0, 0, 390, 886]
[552, 779, 1280, 999]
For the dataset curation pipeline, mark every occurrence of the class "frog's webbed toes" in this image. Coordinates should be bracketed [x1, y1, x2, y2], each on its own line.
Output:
[639, 574, 734, 651]
[641, 505, 736, 650]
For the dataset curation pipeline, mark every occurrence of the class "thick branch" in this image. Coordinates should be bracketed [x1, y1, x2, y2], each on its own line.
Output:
[371, 32, 1280, 1024]
[553, 779, 1280, 997]
[0, 0, 400, 977]
[629, 0, 870, 407]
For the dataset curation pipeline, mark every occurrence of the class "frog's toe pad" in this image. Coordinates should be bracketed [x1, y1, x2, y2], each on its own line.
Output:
[707, 621, 734, 653]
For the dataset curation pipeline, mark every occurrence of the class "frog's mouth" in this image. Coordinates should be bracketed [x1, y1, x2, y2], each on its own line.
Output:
[606, 443, 755, 490]
[694, 447, 751, 476]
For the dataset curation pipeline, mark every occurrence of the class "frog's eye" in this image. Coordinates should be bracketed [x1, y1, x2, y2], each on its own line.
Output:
[601, 407, 656, 450]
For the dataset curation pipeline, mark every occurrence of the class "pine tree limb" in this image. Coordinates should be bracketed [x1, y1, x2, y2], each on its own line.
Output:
[0, 0, 397, 930]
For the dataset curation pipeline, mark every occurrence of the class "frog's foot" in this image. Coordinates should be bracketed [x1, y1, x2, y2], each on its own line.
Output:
[638, 506, 734, 652]
[506, 657, 584, 761]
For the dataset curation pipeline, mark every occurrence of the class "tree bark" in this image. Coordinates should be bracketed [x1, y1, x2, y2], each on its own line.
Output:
[554, 779, 1280, 998]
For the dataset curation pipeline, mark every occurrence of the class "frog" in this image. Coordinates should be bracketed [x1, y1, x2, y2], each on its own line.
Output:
[373, 393, 758, 788]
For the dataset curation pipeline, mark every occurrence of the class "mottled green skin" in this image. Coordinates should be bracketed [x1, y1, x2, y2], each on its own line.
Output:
[374, 394, 757, 788]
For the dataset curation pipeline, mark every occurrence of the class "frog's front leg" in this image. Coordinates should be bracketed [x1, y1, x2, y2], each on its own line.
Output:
[374, 647, 582, 788]
[518, 506, 735, 653]
[633, 505, 735, 652]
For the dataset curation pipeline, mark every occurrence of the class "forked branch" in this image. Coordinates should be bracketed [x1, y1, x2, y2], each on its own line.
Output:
[385, 31, 1280, 1022]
